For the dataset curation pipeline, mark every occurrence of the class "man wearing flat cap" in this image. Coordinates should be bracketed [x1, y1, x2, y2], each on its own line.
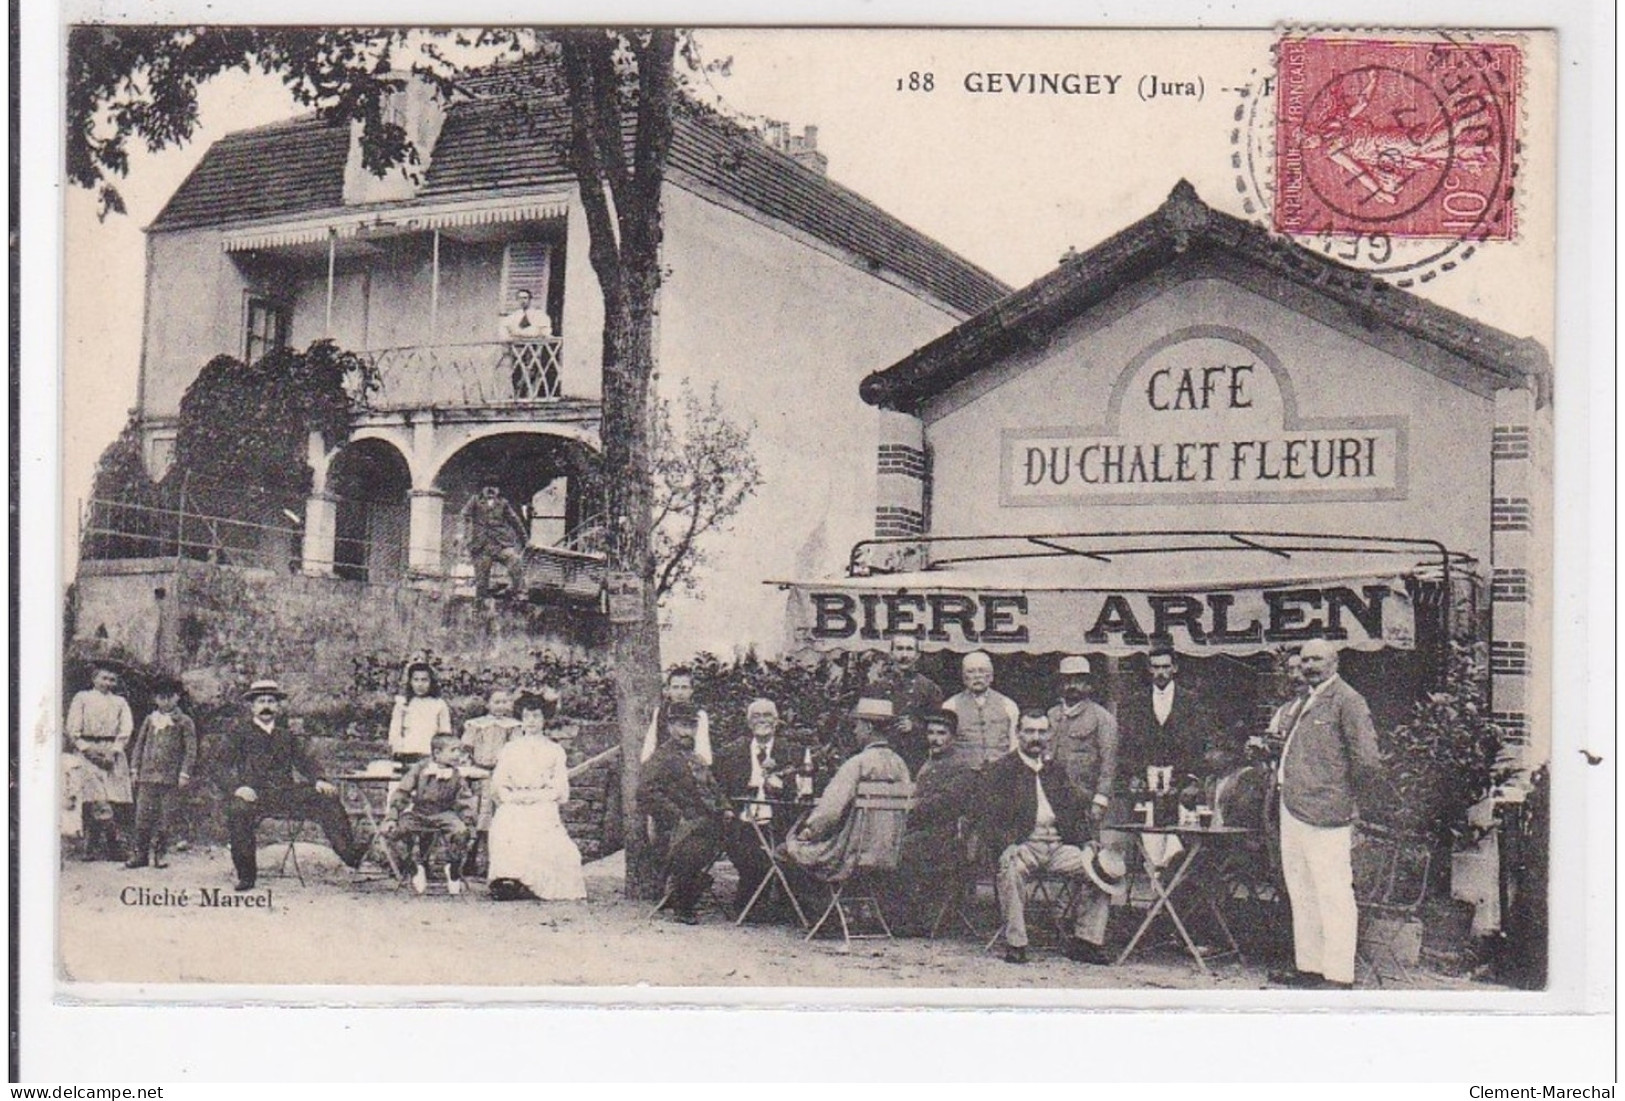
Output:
[221, 678, 362, 891]
[783, 698, 912, 882]
[894, 707, 980, 930]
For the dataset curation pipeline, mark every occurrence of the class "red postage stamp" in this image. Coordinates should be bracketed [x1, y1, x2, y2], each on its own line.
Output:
[1274, 36, 1521, 240]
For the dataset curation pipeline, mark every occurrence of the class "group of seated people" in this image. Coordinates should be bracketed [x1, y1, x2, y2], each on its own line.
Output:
[641, 691, 1130, 964]
[89, 637, 1297, 972]
[637, 641, 1298, 966]
[379, 665, 587, 900]
[152, 663, 590, 900]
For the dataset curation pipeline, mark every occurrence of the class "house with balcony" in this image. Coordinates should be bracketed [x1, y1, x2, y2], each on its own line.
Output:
[108, 62, 1009, 660]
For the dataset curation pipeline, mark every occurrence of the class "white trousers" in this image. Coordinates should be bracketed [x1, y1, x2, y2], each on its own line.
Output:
[1279, 802, 1357, 984]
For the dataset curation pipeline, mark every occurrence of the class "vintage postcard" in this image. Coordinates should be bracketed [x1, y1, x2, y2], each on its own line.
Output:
[38, 16, 1585, 1028]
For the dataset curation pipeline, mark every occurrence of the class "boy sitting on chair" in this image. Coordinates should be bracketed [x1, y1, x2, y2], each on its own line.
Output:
[383, 733, 477, 896]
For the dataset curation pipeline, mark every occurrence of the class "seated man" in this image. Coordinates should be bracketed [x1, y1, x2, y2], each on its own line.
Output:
[640, 705, 731, 924]
[894, 708, 979, 932]
[221, 679, 362, 891]
[715, 698, 800, 914]
[978, 709, 1126, 965]
[383, 733, 478, 896]
[783, 698, 912, 884]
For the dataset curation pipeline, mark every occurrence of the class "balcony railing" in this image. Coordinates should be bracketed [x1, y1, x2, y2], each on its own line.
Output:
[356, 338, 566, 411]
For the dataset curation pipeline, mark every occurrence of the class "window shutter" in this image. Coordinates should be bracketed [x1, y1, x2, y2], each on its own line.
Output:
[502, 242, 552, 311]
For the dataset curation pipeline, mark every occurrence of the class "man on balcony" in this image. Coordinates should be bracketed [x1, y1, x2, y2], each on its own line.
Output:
[500, 289, 557, 400]
[457, 485, 527, 602]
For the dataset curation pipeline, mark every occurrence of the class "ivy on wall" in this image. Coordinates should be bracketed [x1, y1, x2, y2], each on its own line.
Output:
[164, 339, 376, 522]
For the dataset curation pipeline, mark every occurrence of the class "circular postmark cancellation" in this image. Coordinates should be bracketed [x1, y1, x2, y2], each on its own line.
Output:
[1231, 33, 1522, 288]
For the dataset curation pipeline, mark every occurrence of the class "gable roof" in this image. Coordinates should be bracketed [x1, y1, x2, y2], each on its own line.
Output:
[859, 181, 1550, 413]
[149, 69, 1009, 316]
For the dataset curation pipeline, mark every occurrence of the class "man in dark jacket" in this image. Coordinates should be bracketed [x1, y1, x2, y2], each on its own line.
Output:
[1117, 644, 1226, 785]
[875, 635, 944, 775]
[714, 698, 801, 913]
[641, 706, 731, 923]
[221, 678, 361, 891]
[978, 709, 1125, 965]
[894, 708, 978, 930]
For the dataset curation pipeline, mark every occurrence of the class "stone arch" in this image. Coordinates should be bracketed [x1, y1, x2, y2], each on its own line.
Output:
[326, 437, 413, 583]
[433, 431, 604, 564]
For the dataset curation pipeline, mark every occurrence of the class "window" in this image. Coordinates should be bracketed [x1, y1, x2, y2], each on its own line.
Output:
[501, 241, 553, 314]
[145, 432, 176, 482]
[245, 298, 290, 363]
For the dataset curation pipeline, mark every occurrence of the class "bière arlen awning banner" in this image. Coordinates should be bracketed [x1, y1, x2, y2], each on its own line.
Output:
[785, 576, 1416, 657]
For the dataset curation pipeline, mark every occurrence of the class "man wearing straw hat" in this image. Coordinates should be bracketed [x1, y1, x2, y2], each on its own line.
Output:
[782, 697, 912, 883]
[1047, 655, 1122, 952]
[220, 678, 363, 891]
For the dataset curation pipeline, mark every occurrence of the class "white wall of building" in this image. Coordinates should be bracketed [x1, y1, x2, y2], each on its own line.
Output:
[924, 275, 1496, 568]
[139, 227, 254, 418]
[655, 181, 970, 659]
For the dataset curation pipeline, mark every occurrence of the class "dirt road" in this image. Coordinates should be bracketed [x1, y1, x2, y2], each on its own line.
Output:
[58, 843, 1489, 994]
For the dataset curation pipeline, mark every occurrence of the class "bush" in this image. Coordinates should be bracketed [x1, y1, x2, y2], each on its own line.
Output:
[1372, 641, 1515, 850]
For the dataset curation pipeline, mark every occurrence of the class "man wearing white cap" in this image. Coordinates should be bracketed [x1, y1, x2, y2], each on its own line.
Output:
[784, 698, 912, 882]
[221, 678, 363, 891]
[942, 651, 1019, 768]
[1047, 655, 1121, 949]
[1270, 639, 1383, 990]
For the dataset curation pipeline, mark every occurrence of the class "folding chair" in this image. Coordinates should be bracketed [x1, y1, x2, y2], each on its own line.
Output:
[261, 817, 310, 887]
[985, 868, 1081, 954]
[805, 778, 915, 951]
[929, 819, 986, 940]
[1353, 822, 1432, 985]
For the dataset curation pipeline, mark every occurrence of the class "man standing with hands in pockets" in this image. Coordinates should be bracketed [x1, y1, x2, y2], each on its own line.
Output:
[1270, 639, 1384, 990]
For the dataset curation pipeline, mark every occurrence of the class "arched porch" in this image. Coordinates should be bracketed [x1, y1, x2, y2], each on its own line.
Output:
[432, 431, 603, 591]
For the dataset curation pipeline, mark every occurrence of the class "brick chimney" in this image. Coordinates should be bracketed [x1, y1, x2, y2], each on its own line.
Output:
[342, 73, 449, 206]
[763, 119, 828, 176]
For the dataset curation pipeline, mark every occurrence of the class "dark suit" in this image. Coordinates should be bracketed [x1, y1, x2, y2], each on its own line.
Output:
[642, 743, 730, 914]
[895, 752, 978, 925]
[1117, 682, 1221, 783]
[714, 735, 801, 911]
[977, 750, 1112, 948]
[220, 715, 358, 886]
[877, 669, 945, 774]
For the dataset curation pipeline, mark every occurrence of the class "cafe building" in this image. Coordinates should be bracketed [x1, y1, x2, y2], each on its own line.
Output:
[784, 181, 1551, 765]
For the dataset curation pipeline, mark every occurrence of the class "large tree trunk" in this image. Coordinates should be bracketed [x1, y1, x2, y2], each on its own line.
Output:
[560, 29, 677, 900]
[601, 276, 665, 900]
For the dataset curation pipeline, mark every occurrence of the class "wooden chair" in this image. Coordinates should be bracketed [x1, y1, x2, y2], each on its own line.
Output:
[805, 778, 915, 951]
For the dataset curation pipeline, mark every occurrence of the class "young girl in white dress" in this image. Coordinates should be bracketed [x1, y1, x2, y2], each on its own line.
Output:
[388, 661, 453, 765]
[486, 689, 586, 901]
